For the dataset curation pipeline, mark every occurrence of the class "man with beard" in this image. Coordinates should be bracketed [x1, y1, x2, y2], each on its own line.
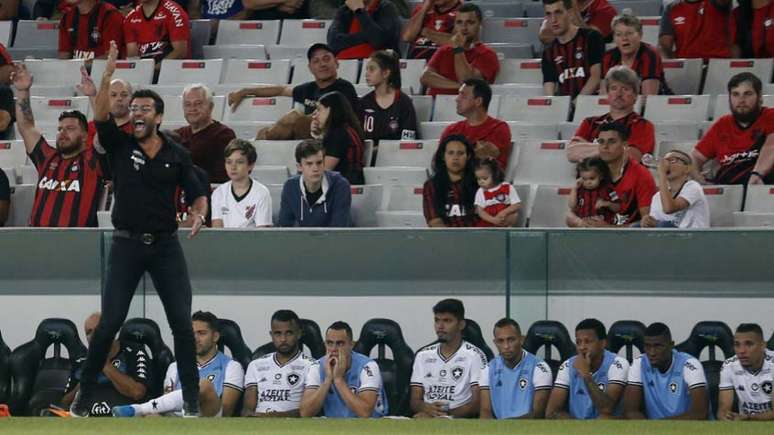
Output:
[694, 73, 774, 185]
[12, 63, 106, 227]
[70, 41, 208, 418]
[242, 310, 316, 417]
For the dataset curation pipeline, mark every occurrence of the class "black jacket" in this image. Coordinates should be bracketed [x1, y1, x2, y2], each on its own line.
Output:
[326, 0, 402, 55]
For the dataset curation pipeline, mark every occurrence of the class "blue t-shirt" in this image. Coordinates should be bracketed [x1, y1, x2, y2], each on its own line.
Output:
[483, 351, 553, 418]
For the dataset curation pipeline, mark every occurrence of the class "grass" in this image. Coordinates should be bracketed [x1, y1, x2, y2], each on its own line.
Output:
[1, 418, 773, 435]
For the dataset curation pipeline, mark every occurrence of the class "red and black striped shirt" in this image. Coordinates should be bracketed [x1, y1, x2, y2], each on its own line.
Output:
[542, 27, 605, 99]
[323, 125, 365, 185]
[602, 43, 668, 94]
[422, 178, 478, 227]
[28, 137, 104, 227]
[575, 184, 618, 224]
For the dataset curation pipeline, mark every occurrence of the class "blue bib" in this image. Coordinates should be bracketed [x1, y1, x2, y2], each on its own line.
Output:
[566, 350, 619, 419]
[640, 350, 695, 419]
[176, 351, 231, 397]
[488, 351, 542, 419]
[318, 351, 388, 418]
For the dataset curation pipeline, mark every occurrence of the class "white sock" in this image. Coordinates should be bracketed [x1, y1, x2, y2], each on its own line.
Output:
[133, 390, 183, 416]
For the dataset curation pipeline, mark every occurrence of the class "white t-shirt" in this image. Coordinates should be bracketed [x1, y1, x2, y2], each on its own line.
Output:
[719, 350, 774, 416]
[244, 351, 316, 414]
[211, 179, 272, 227]
[627, 356, 706, 387]
[164, 357, 245, 395]
[304, 358, 383, 394]
[410, 341, 488, 410]
[649, 180, 709, 228]
[479, 351, 553, 391]
[554, 355, 630, 389]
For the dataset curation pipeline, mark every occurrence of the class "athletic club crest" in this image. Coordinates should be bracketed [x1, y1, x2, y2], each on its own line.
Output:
[451, 366, 464, 381]
[287, 373, 300, 386]
[669, 382, 678, 393]
[245, 204, 256, 220]
[435, 20, 444, 31]
[518, 377, 528, 390]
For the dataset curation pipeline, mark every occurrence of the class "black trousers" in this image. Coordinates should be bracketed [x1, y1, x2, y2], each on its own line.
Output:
[80, 234, 200, 405]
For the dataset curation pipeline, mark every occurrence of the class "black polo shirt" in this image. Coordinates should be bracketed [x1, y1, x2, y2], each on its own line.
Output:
[292, 78, 360, 115]
[95, 117, 207, 234]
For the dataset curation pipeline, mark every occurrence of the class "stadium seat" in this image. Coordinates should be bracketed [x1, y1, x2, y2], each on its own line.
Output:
[642, 95, 711, 123]
[253, 319, 325, 360]
[350, 184, 384, 227]
[653, 121, 701, 143]
[223, 59, 291, 85]
[160, 95, 226, 123]
[558, 122, 579, 140]
[662, 58, 703, 95]
[293, 58, 358, 85]
[278, 19, 332, 47]
[375, 139, 438, 170]
[7, 184, 35, 227]
[495, 58, 543, 85]
[732, 212, 774, 227]
[489, 83, 543, 96]
[488, 43, 534, 60]
[508, 122, 560, 142]
[498, 96, 571, 123]
[463, 319, 495, 361]
[353, 318, 415, 416]
[30, 85, 76, 97]
[396, 59, 426, 95]
[607, 320, 646, 364]
[508, 140, 576, 185]
[97, 211, 113, 228]
[572, 95, 644, 122]
[528, 184, 572, 227]
[6, 47, 60, 59]
[0, 141, 27, 169]
[140, 84, 186, 96]
[364, 167, 429, 188]
[223, 96, 293, 122]
[481, 18, 542, 50]
[202, 44, 267, 60]
[216, 319, 253, 371]
[609, 0, 661, 16]
[702, 185, 744, 227]
[375, 210, 427, 227]
[656, 140, 698, 159]
[252, 165, 290, 185]
[703, 58, 774, 95]
[433, 95, 500, 122]
[215, 20, 281, 45]
[27, 96, 89, 124]
[474, 1, 524, 19]
[523, 320, 576, 381]
[252, 140, 298, 173]
[743, 185, 774, 213]
[13, 20, 59, 48]
[190, 19, 214, 60]
[0, 21, 11, 46]
[23, 59, 84, 86]
[118, 318, 174, 399]
[0, 329, 10, 405]
[90, 59, 155, 87]
[265, 45, 308, 61]
[511, 183, 532, 227]
[639, 17, 660, 46]
[418, 121, 452, 139]
[158, 59, 224, 86]
[230, 121, 275, 139]
[266, 184, 283, 224]
[375, 185, 426, 227]
[411, 95, 433, 123]
[712, 94, 774, 120]
[8, 318, 88, 416]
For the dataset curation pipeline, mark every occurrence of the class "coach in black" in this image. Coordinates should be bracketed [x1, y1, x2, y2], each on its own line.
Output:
[71, 41, 206, 417]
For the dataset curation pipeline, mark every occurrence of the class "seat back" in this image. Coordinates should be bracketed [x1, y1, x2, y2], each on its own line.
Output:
[215, 20, 281, 45]
[91, 59, 155, 87]
[653, 121, 701, 143]
[381, 185, 424, 211]
[495, 58, 543, 85]
[639, 17, 660, 46]
[118, 318, 174, 399]
[744, 185, 774, 213]
[252, 319, 325, 360]
[662, 58, 703, 95]
[375, 210, 427, 227]
[0, 20, 11, 46]
[508, 122, 560, 142]
[375, 139, 438, 170]
[523, 320, 575, 380]
[498, 96, 571, 122]
[487, 43, 534, 60]
[350, 184, 384, 227]
[412, 95, 433, 123]
[481, 18, 542, 48]
[24, 59, 84, 86]
[252, 140, 299, 172]
[398, 59, 426, 94]
[189, 19, 214, 59]
[158, 59, 224, 86]
[203, 44, 267, 60]
[224, 96, 293, 122]
[643, 95, 711, 123]
[353, 318, 415, 416]
[266, 45, 308, 61]
[418, 121, 452, 140]
[606, 320, 646, 364]
[702, 185, 744, 227]
[13, 20, 59, 48]
[279, 20, 331, 46]
[509, 140, 575, 185]
[7, 184, 35, 227]
[703, 59, 774, 95]
[463, 318, 494, 361]
[0, 140, 27, 168]
[223, 59, 291, 85]
[217, 319, 253, 371]
[28, 96, 90, 124]
[363, 167, 429, 188]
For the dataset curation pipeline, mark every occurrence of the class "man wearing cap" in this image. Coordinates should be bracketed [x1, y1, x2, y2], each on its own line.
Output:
[227, 43, 360, 140]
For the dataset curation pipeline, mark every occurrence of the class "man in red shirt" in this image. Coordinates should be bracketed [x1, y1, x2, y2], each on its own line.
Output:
[401, 0, 461, 60]
[539, 0, 618, 44]
[659, 0, 733, 59]
[420, 3, 499, 96]
[58, 0, 124, 62]
[568, 65, 655, 164]
[123, 0, 190, 70]
[693, 73, 774, 185]
[440, 78, 512, 169]
[731, 0, 774, 58]
[327, 0, 401, 59]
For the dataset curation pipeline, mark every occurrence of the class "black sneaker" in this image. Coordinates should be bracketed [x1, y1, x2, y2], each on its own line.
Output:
[182, 400, 199, 418]
[69, 390, 92, 418]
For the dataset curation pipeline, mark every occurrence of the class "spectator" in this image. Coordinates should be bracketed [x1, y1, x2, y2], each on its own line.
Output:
[539, 0, 618, 44]
[545, 318, 629, 419]
[311, 91, 365, 185]
[0, 43, 13, 85]
[0, 84, 14, 140]
[422, 134, 479, 227]
[480, 318, 553, 419]
[33, 0, 69, 19]
[659, 0, 732, 59]
[123, 0, 191, 70]
[623, 323, 709, 420]
[326, 0, 401, 60]
[360, 49, 419, 148]
[187, 0, 250, 19]
[300, 321, 387, 418]
[60, 312, 149, 416]
[311, 0, 410, 19]
[247, 0, 309, 20]
[542, 0, 604, 99]
[59, 0, 125, 62]
[694, 73, 774, 185]
[0, 167, 9, 227]
[228, 43, 359, 141]
[732, 0, 774, 58]
[640, 150, 709, 228]
[420, 3, 499, 97]
[568, 66, 655, 163]
[473, 158, 520, 227]
[78, 75, 134, 148]
[410, 299, 486, 418]
[566, 157, 620, 227]
[601, 14, 668, 96]
[13, 64, 106, 227]
[440, 78, 512, 169]
[0, 0, 19, 20]
[401, 0, 462, 60]
[174, 84, 236, 184]
[211, 139, 272, 228]
[278, 139, 352, 227]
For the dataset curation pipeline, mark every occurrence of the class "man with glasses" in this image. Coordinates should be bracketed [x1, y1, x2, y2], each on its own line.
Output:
[640, 150, 709, 228]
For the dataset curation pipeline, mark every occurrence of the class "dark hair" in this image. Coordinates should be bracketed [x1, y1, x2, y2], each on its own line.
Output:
[598, 122, 629, 142]
[58, 110, 88, 131]
[474, 158, 504, 185]
[736, 323, 764, 339]
[458, 3, 482, 21]
[727, 72, 762, 96]
[494, 318, 521, 335]
[576, 318, 606, 340]
[430, 134, 478, 223]
[370, 50, 402, 90]
[327, 321, 353, 340]
[271, 310, 301, 328]
[295, 139, 325, 163]
[462, 78, 493, 111]
[543, 0, 573, 9]
[734, 0, 755, 58]
[224, 138, 257, 165]
[131, 89, 164, 114]
[576, 157, 612, 184]
[192, 310, 219, 332]
[317, 91, 365, 139]
[644, 322, 672, 341]
[433, 298, 465, 320]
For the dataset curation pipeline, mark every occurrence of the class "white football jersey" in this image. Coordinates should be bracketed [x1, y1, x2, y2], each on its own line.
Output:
[211, 179, 272, 227]
[410, 341, 488, 410]
[719, 350, 774, 416]
[244, 351, 316, 413]
[164, 357, 245, 396]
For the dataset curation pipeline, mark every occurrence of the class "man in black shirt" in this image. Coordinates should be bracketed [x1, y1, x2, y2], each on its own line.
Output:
[227, 43, 359, 140]
[71, 42, 207, 418]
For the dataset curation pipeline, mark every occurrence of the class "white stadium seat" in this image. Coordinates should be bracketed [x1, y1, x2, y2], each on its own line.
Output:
[158, 59, 224, 87]
[222, 59, 291, 85]
[293, 58, 358, 85]
[23, 59, 84, 86]
[662, 58, 703, 95]
[743, 185, 774, 213]
[481, 18, 542, 49]
[379, 184, 424, 212]
[202, 44, 267, 60]
[266, 45, 308, 60]
[558, 122, 579, 140]
[376, 211, 427, 227]
[0, 21, 12, 45]
[29, 96, 90, 123]
[419, 121, 452, 139]
[643, 95, 711, 123]
[498, 96, 571, 123]
[223, 96, 293, 122]
[573, 95, 644, 122]
[19, 165, 37, 185]
[252, 140, 299, 173]
[190, 19, 215, 59]
[375, 139, 438, 170]
[229, 121, 275, 139]
[433, 95, 500, 122]
[495, 59, 543, 85]
[512, 183, 532, 227]
[488, 43, 534, 60]
[364, 167, 429, 187]
[141, 84, 186, 95]
[266, 184, 283, 225]
[7, 184, 35, 227]
[509, 140, 576, 185]
[703, 185, 744, 227]
[639, 17, 660, 46]
[508, 122, 560, 142]
[160, 95, 226, 123]
[91, 59, 155, 87]
[252, 165, 290, 185]
[412, 95, 433, 123]
[279, 20, 331, 47]
[489, 84, 543, 96]
[529, 184, 573, 227]
[733, 212, 774, 227]
[703, 58, 774, 95]
[13, 20, 59, 48]
[399, 59, 426, 94]
[30, 85, 75, 97]
[0, 141, 28, 168]
[350, 184, 384, 227]
[653, 121, 702, 143]
[215, 20, 281, 45]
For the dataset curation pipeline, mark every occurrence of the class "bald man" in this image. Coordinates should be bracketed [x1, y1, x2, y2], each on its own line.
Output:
[78, 76, 135, 149]
[60, 313, 150, 416]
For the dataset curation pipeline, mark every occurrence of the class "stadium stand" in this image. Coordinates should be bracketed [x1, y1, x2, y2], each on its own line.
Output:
[157, 59, 224, 87]
[350, 184, 384, 227]
[118, 318, 174, 399]
[606, 320, 647, 364]
[703, 59, 774, 96]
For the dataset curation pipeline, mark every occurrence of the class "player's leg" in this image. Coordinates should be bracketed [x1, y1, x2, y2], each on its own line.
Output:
[115, 379, 221, 417]
[198, 380, 222, 417]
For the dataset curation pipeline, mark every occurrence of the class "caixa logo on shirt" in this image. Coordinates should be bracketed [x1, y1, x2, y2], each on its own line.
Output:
[38, 177, 81, 192]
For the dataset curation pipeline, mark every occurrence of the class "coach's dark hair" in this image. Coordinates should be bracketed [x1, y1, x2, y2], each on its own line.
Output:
[576, 318, 606, 340]
[644, 322, 672, 341]
[295, 139, 325, 163]
[317, 91, 365, 139]
[474, 158, 504, 185]
[598, 122, 630, 142]
[370, 50, 402, 90]
[58, 110, 88, 132]
[327, 321, 353, 340]
[271, 310, 301, 329]
[458, 3, 483, 21]
[192, 310, 219, 332]
[430, 135, 477, 224]
[494, 318, 521, 335]
[433, 298, 465, 321]
[543, 0, 573, 10]
[576, 157, 612, 185]
[225, 138, 257, 165]
[727, 72, 762, 97]
[131, 89, 164, 115]
[463, 78, 493, 111]
[736, 323, 764, 339]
